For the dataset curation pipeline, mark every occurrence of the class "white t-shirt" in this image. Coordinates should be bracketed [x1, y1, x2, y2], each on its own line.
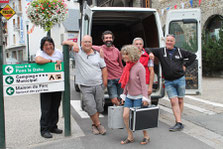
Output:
[35, 49, 63, 62]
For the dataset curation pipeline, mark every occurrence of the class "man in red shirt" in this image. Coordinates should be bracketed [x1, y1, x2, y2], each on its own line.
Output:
[93, 31, 124, 106]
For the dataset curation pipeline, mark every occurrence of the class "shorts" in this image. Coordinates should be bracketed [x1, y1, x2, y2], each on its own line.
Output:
[165, 76, 186, 99]
[124, 97, 142, 108]
[107, 79, 123, 99]
[80, 84, 104, 116]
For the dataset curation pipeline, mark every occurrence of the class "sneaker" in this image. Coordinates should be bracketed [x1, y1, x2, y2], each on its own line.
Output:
[169, 122, 184, 132]
[92, 124, 99, 135]
[97, 124, 106, 135]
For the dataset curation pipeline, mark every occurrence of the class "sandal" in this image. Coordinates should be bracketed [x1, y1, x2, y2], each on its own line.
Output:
[121, 138, 134, 144]
[140, 137, 150, 145]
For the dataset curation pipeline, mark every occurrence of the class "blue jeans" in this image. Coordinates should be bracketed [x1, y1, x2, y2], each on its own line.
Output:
[165, 76, 186, 99]
[124, 97, 142, 108]
[107, 79, 123, 99]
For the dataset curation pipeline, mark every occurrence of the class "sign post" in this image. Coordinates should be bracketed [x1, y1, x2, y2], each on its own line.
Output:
[0, 2, 6, 148]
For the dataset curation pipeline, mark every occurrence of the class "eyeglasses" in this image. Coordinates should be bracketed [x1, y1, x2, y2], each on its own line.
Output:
[166, 34, 175, 38]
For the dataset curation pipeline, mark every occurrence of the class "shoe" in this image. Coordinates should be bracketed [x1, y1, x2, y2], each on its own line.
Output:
[92, 124, 99, 135]
[96, 124, 106, 135]
[50, 128, 63, 134]
[169, 122, 184, 132]
[41, 132, 52, 138]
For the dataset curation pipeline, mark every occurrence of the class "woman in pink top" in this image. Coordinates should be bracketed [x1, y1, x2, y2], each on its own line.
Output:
[119, 45, 150, 145]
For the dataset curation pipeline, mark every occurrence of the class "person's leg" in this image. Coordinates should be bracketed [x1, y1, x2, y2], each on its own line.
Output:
[40, 92, 52, 138]
[178, 98, 184, 114]
[141, 130, 150, 144]
[116, 79, 124, 103]
[170, 97, 181, 123]
[177, 76, 186, 115]
[121, 97, 134, 144]
[49, 92, 62, 133]
[107, 79, 120, 106]
[122, 107, 134, 141]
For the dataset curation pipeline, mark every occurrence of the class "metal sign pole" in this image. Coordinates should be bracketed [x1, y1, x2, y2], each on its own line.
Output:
[63, 45, 71, 136]
[0, 3, 6, 148]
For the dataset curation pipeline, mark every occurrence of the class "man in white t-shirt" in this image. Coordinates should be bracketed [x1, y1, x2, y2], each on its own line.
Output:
[63, 35, 108, 135]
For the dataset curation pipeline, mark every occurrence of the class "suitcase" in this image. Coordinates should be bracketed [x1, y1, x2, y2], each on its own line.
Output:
[108, 106, 124, 129]
[129, 105, 159, 131]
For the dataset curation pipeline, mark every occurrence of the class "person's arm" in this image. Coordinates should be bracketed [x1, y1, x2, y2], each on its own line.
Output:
[101, 67, 108, 88]
[62, 40, 79, 53]
[118, 51, 124, 68]
[148, 66, 154, 96]
[35, 56, 51, 64]
[181, 49, 197, 68]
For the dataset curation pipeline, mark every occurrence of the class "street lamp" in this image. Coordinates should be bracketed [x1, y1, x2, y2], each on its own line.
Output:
[26, 20, 30, 63]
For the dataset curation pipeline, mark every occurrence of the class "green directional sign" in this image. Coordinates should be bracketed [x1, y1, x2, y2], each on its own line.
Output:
[5, 76, 14, 85]
[6, 87, 15, 96]
[3, 62, 64, 75]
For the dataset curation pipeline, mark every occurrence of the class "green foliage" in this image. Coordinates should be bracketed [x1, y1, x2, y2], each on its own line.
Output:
[202, 27, 223, 75]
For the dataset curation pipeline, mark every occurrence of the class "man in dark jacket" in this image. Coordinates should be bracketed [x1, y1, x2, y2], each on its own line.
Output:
[146, 34, 196, 132]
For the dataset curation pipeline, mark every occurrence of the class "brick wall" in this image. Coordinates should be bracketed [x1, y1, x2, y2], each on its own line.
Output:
[151, 0, 223, 29]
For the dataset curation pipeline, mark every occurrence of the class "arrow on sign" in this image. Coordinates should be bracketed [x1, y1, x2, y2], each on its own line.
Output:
[5, 76, 14, 85]
[6, 87, 15, 96]
[5, 66, 14, 74]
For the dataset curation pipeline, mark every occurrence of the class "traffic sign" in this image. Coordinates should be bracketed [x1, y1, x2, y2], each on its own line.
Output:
[0, 0, 9, 3]
[0, 4, 16, 20]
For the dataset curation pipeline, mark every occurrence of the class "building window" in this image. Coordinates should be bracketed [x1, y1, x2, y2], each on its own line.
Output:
[19, 0, 22, 11]
[13, 34, 16, 45]
[206, 15, 223, 40]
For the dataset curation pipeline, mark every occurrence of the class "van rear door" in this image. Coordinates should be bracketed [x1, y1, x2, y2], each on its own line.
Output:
[165, 9, 202, 94]
[80, 2, 92, 42]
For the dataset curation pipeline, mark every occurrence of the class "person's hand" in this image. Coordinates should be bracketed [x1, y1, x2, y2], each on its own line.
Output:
[62, 40, 79, 52]
[56, 60, 62, 65]
[148, 87, 152, 96]
[99, 48, 104, 58]
[142, 101, 149, 107]
[183, 66, 186, 71]
[149, 53, 155, 60]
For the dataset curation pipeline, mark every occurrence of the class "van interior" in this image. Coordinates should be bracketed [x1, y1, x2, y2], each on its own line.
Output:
[90, 10, 162, 96]
[91, 11, 160, 49]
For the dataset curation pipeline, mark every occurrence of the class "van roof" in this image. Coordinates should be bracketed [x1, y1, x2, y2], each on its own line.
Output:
[91, 6, 157, 12]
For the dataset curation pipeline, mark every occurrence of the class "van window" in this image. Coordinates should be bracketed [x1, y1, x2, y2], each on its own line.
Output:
[84, 15, 89, 35]
[169, 20, 198, 53]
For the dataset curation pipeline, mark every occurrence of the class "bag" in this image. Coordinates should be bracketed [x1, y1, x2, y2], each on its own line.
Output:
[108, 106, 124, 129]
[129, 105, 159, 131]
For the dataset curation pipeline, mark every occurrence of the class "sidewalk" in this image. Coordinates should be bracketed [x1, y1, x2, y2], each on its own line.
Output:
[3, 77, 223, 148]
[4, 94, 84, 149]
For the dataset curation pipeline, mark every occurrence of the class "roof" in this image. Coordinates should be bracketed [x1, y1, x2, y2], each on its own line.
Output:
[63, 9, 80, 32]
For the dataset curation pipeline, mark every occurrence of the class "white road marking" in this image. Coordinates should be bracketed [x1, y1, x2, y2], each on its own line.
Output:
[186, 95, 223, 108]
[162, 97, 216, 115]
[159, 105, 223, 149]
[71, 100, 104, 119]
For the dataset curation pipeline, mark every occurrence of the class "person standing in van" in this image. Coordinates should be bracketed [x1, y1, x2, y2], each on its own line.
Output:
[119, 45, 150, 145]
[133, 37, 154, 144]
[146, 34, 196, 132]
[63, 35, 108, 135]
[92, 30, 124, 106]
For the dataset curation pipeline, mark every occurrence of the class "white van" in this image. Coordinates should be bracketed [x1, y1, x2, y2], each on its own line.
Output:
[79, 3, 201, 105]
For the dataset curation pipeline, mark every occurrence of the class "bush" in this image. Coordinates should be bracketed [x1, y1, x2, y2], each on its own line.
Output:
[202, 27, 223, 75]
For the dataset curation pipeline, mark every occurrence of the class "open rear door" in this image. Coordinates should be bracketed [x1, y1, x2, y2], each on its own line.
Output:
[165, 9, 202, 94]
[80, 1, 92, 42]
